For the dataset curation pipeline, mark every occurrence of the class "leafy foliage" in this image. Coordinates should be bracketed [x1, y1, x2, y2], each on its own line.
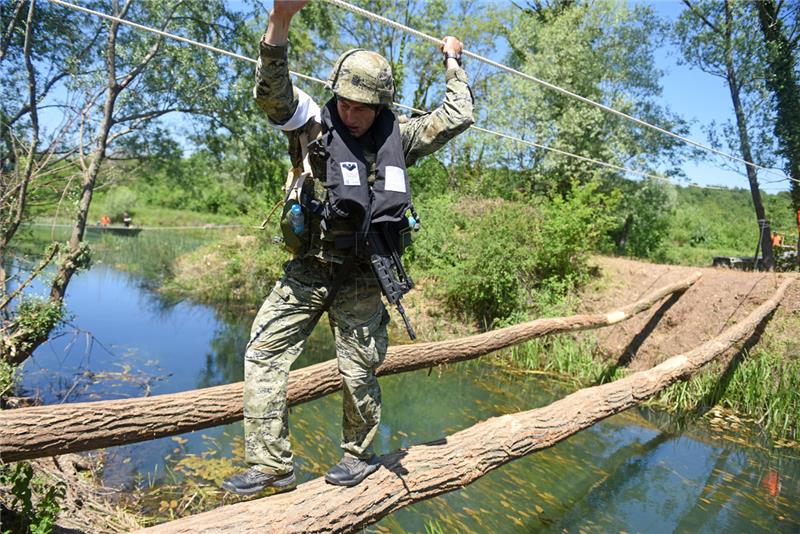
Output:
[0, 462, 65, 534]
[0, 358, 18, 398]
[13, 297, 64, 352]
[409, 180, 618, 326]
[608, 176, 677, 260]
[665, 186, 794, 265]
[480, 1, 690, 195]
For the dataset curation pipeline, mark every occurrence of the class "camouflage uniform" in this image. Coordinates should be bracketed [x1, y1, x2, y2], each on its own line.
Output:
[243, 37, 474, 475]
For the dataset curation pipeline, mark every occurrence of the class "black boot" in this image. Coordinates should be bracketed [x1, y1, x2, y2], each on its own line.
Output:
[221, 467, 295, 495]
[324, 454, 379, 487]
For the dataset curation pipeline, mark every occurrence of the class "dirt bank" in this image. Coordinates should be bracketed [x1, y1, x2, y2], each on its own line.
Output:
[577, 256, 799, 370]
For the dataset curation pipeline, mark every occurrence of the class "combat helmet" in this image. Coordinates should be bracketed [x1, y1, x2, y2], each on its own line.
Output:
[327, 49, 394, 106]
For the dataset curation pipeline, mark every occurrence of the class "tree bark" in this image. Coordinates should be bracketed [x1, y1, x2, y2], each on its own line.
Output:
[0, 272, 702, 462]
[134, 277, 793, 534]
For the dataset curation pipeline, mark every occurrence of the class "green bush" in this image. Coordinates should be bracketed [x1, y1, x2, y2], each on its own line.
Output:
[0, 462, 65, 534]
[13, 297, 64, 353]
[0, 359, 19, 398]
[618, 177, 676, 259]
[103, 186, 138, 222]
[409, 180, 618, 327]
[443, 200, 540, 324]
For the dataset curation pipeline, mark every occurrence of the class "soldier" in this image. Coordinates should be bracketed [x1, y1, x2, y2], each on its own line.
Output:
[222, 0, 474, 494]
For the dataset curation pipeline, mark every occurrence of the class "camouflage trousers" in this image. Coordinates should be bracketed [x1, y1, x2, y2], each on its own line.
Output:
[243, 256, 389, 475]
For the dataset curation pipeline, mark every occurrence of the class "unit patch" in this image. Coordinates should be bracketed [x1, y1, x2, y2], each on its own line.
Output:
[341, 162, 361, 186]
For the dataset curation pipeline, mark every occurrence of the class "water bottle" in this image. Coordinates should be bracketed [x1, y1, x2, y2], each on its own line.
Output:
[407, 214, 420, 231]
[287, 203, 304, 235]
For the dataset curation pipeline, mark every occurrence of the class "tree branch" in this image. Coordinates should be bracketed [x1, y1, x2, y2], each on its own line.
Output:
[0, 0, 26, 64]
[0, 244, 59, 311]
[681, 0, 723, 34]
[117, 1, 185, 91]
[113, 106, 218, 125]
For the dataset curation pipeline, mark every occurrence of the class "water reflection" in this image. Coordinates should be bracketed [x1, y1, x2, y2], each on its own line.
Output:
[10, 233, 800, 532]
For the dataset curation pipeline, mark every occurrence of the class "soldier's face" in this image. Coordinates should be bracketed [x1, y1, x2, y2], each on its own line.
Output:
[336, 97, 377, 138]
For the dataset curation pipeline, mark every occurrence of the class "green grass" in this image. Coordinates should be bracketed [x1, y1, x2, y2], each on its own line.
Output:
[506, 335, 616, 386]
[655, 349, 800, 441]
[162, 227, 286, 309]
[35, 204, 245, 229]
[505, 334, 799, 441]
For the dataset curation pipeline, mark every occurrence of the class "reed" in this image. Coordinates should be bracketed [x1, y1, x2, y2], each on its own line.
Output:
[655, 348, 800, 440]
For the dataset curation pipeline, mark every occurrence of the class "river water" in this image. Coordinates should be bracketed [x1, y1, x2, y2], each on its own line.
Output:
[13, 231, 800, 533]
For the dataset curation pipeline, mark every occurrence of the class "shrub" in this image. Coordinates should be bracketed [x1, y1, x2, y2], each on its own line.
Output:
[409, 180, 618, 327]
[0, 462, 66, 534]
[103, 186, 139, 222]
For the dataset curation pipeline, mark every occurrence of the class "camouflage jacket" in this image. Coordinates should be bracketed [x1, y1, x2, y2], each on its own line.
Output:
[254, 39, 474, 262]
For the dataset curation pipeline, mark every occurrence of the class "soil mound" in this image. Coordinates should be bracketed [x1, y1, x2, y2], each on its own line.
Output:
[579, 257, 799, 370]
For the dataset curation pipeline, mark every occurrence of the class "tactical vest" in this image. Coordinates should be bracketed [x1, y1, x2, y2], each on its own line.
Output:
[281, 98, 412, 262]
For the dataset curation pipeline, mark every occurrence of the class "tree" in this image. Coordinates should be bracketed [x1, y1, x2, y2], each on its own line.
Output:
[676, 0, 776, 269]
[609, 176, 677, 259]
[754, 0, 800, 253]
[1, 0, 249, 364]
[480, 0, 691, 198]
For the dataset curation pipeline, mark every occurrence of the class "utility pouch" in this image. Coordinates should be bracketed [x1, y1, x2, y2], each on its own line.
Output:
[280, 201, 309, 256]
[279, 167, 312, 256]
[397, 218, 414, 254]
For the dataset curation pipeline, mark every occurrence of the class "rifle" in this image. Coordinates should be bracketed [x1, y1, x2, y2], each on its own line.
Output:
[369, 222, 416, 340]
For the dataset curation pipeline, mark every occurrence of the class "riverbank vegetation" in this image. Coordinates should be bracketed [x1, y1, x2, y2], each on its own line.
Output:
[505, 335, 800, 442]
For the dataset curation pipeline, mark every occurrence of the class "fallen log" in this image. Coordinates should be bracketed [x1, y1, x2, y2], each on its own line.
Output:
[135, 277, 792, 534]
[0, 272, 701, 462]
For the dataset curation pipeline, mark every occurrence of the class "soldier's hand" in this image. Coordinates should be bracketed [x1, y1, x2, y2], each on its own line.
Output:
[273, 0, 308, 21]
[440, 36, 464, 56]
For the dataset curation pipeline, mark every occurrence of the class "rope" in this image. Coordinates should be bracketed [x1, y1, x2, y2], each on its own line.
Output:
[392, 102, 664, 180]
[43, 0, 777, 190]
[322, 0, 794, 184]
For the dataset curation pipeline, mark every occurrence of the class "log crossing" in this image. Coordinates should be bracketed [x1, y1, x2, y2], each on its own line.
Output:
[0, 274, 702, 462]
[135, 277, 793, 534]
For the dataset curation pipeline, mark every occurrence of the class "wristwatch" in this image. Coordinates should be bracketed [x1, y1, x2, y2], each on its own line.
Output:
[443, 51, 462, 67]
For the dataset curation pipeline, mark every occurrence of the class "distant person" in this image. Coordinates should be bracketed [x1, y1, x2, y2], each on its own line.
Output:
[122, 212, 132, 228]
[771, 232, 783, 248]
[100, 215, 110, 226]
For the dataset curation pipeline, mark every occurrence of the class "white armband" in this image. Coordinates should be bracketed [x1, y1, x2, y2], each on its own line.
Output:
[270, 87, 321, 132]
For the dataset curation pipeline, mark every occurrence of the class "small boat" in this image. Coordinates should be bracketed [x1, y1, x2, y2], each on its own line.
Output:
[87, 225, 142, 236]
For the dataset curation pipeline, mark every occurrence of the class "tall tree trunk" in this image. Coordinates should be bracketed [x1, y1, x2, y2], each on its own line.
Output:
[723, 0, 774, 270]
[754, 0, 800, 262]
